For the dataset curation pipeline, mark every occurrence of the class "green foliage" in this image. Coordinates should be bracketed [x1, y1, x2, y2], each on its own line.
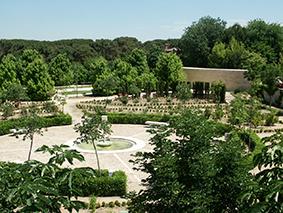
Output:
[210, 80, 226, 103]
[118, 96, 129, 105]
[0, 54, 19, 89]
[89, 195, 97, 212]
[138, 71, 157, 97]
[0, 101, 14, 119]
[181, 16, 226, 67]
[245, 19, 283, 63]
[0, 145, 87, 212]
[175, 82, 192, 102]
[242, 133, 283, 212]
[0, 113, 72, 136]
[25, 59, 55, 101]
[107, 113, 172, 124]
[0, 83, 29, 103]
[75, 113, 112, 175]
[113, 59, 140, 95]
[92, 69, 119, 96]
[155, 52, 184, 95]
[62, 169, 127, 197]
[229, 93, 264, 127]
[264, 109, 279, 126]
[127, 48, 150, 75]
[129, 110, 250, 212]
[209, 37, 248, 69]
[48, 53, 73, 86]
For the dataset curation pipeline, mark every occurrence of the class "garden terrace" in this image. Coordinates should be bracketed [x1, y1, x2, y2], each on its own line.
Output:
[77, 97, 228, 115]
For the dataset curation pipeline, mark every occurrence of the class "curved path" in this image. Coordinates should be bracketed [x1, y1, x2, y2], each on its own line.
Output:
[0, 96, 153, 192]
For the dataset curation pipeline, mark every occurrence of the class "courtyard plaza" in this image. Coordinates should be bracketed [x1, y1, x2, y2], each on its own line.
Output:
[0, 97, 153, 193]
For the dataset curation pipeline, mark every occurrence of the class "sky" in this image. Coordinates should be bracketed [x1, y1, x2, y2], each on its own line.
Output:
[0, 0, 282, 42]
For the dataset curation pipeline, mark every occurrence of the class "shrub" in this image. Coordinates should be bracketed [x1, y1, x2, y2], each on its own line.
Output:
[89, 195, 96, 212]
[60, 169, 127, 197]
[114, 200, 121, 207]
[238, 129, 261, 152]
[109, 201, 115, 208]
[0, 113, 72, 135]
[211, 81, 226, 103]
[264, 110, 279, 126]
[119, 96, 128, 105]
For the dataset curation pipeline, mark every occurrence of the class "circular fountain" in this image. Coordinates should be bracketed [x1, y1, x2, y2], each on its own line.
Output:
[66, 136, 145, 154]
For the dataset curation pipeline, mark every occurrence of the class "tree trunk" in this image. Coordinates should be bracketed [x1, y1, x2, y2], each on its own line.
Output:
[28, 135, 34, 161]
[92, 140, 101, 176]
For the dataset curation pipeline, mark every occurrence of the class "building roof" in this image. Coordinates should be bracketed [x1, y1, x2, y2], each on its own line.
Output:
[183, 67, 247, 72]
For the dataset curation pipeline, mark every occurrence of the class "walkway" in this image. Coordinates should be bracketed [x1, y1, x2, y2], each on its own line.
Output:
[0, 96, 153, 192]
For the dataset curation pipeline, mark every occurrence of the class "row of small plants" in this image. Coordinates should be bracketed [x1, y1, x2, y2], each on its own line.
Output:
[0, 113, 72, 135]
[89, 195, 129, 212]
[0, 101, 59, 120]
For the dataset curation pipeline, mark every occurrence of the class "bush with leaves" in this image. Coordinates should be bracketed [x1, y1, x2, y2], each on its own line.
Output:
[211, 80, 226, 103]
[242, 133, 283, 212]
[129, 110, 251, 212]
[0, 145, 87, 212]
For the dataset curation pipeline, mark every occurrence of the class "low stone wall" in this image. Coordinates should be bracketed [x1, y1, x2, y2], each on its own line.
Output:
[183, 67, 250, 91]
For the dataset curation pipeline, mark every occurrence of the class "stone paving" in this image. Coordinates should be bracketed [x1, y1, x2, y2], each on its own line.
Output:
[0, 96, 153, 192]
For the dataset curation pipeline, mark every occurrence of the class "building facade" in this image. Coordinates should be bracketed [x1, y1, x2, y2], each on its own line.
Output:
[183, 67, 250, 91]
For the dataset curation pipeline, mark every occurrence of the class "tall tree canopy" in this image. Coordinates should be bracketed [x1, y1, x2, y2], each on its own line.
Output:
[180, 16, 226, 67]
[48, 53, 73, 86]
[155, 53, 184, 95]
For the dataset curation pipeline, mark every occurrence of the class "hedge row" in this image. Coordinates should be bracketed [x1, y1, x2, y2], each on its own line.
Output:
[107, 112, 173, 124]
[58, 168, 127, 197]
[0, 113, 72, 135]
[0, 162, 127, 197]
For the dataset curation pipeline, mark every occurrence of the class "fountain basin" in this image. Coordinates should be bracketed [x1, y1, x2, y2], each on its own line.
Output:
[66, 136, 145, 154]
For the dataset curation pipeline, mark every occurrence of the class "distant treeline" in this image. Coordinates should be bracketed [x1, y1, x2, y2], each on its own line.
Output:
[0, 16, 282, 69]
[0, 16, 282, 101]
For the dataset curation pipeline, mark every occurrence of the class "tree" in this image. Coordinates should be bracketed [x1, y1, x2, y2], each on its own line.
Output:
[25, 59, 55, 101]
[260, 64, 282, 106]
[129, 110, 250, 212]
[180, 16, 226, 67]
[242, 132, 283, 212]
[85, 56, 109, 84]
[13, 111, 46, 161]
[138, 71, 157, 98]
[127, 48, 150, 75]
[0, 83, 29, 104]
[92, 69, 119, 96]
[243, 51, 267, 81]
[18, 49, 42, 85]
[18, 49, 55, 101]
[48, 53, 73, 86]
[74, 113, 112, 175]
[0, 54, 19, 90]
[208, 37, 248, 68]
[113, 59, 139, 96]
[155, 53, 184, 96]
[245, 19, 283, 63]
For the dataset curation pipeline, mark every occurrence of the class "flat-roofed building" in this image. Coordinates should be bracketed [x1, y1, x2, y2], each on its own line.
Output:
[183, 67, 250, 91]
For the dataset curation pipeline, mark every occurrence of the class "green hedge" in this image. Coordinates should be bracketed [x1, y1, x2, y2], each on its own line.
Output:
[107, 113, 173, 124]
[58, 168, 127, 197]
[0, 113, 72, 135]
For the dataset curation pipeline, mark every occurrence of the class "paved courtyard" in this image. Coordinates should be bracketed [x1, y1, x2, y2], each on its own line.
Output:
[0, 97, 154, 192]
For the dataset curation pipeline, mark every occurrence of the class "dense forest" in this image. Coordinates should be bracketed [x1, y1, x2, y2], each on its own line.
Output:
[0, 16, 282, 101]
